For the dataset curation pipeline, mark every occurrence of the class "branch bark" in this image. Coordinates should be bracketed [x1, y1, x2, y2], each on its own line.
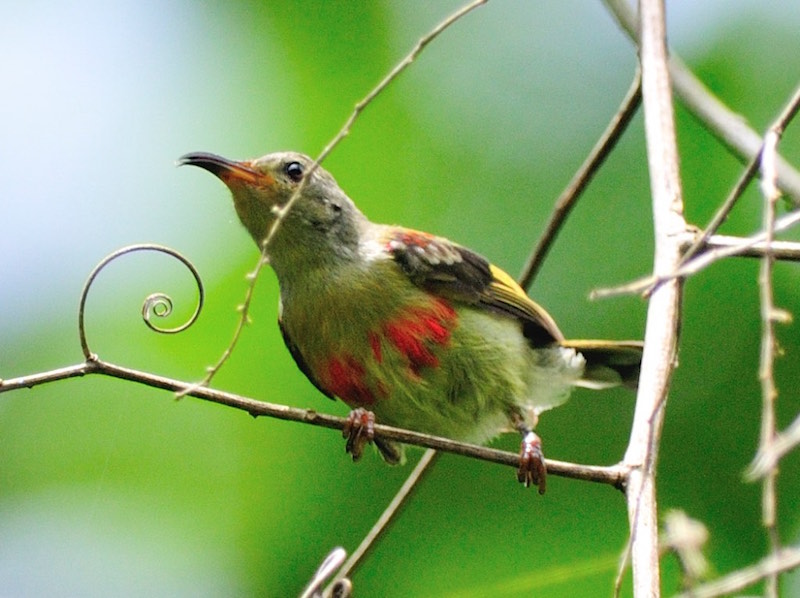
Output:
[0, 357, 628, 489]
[518, 67, 642, 290]
[673, 545, 800, 598]
[623, 1, 687, 596]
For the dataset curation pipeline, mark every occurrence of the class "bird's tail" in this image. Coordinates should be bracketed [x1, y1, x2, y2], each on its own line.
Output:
[562, 340, 644, 390]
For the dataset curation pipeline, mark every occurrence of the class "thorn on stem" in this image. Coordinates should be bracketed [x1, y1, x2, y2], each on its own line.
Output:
[769, 307, 792, 324]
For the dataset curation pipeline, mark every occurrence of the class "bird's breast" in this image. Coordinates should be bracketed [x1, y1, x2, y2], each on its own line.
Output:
[282, 268, 459, 409]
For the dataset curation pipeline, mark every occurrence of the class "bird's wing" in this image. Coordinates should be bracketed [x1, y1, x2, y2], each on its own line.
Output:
[384, 228, 563, 345]
[279, 315, 336, 401]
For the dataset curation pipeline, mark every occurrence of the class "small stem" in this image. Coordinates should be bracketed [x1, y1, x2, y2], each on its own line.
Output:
[325, 449, 440, 596]
[673, 546, 800, 598]
[0, 362, 93, 392]
[591, 211, 800, 300]
[750, 81, 800, 598]
[681, 82, 800, 265]
[518, 67, 642, 290]
[757, 131, 781, 598]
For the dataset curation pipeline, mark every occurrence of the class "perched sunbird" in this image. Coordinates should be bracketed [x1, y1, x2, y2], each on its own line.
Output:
[180, 151, 642, 493]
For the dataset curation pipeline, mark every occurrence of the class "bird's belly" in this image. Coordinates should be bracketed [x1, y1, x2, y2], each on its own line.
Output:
[371, 309, 583, 443]
[307, 303, 583, 444]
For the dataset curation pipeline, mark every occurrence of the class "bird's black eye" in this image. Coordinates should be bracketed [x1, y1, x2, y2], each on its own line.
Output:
[284, 161, 304, 183]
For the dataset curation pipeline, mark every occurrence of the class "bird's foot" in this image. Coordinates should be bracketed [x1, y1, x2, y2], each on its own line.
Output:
[342, 408, 375, 461]
[518, 431, 547, 494]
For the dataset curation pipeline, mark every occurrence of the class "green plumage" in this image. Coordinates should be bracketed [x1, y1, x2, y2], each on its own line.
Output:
[180, 150, 643, 490]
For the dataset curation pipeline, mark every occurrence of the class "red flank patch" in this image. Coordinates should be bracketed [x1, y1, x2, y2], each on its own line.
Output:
[320, 298, 457, 404]
[382, 298, 457, 376]
[324, 356, 374, 406]
[369, 331, 383, 364]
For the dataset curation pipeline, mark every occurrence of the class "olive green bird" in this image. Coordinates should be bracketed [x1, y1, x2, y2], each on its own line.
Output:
[180, 151, 642, 493]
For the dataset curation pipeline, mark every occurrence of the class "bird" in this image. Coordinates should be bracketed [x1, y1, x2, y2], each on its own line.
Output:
[179, 150, 642, 493]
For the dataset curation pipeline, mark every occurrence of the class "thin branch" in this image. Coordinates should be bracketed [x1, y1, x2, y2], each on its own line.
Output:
[0, 358, 628, 488]
[748, 412, 800, 480]
[622, 2, 687, 597]
[681, 82, 800, 265]
[613, 541, 633, 598]
[681, 151, 763, 266]
[175, 252, 269, 397]
[325, 449, 440, 596]
[672, 545, 800, 598]
[705, 231, 800, 262]
[0, 362, 91, 391]
[596, 84, 800, 303]
[756, 114, 786, 598]
[185, 0, 489, 392]
[311, 0, 489, 175]
[603, 0, 800, 204]
[591, 210, 800, 299]
[518, 67, 642, 290]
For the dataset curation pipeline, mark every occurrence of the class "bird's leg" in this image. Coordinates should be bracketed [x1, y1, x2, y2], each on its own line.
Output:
[510, 411, 546, 494]
[342, 407, 375, 461]
[519, 431, 546, 494]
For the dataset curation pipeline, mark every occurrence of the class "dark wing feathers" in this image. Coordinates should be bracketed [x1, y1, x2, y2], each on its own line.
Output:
[561, 339, 644, 389]
[279, 317, 335, 401]
[388, 229, 492, 302]
[386, 229, 563, 346]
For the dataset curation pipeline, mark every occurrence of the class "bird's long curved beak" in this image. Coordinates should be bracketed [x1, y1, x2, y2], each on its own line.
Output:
[177, 152, 265, 186]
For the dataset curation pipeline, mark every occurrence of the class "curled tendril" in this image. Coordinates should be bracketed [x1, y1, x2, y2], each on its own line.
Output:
[143, 293, 174, 330]
[298, 547, 348, 598]
[78, 244, 205, 359]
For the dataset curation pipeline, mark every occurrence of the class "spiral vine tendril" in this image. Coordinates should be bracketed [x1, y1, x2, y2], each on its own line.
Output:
[78, 244, 205, 359]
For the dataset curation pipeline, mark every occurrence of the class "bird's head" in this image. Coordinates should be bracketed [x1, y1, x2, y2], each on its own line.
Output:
[179, 151, 368, 274]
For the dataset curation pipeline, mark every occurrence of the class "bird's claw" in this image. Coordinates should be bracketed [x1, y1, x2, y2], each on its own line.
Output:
[518, 431, 547, 494]
[343, 408, 375, 461]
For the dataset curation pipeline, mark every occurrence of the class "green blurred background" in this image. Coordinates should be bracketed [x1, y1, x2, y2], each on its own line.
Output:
[2, 1, 800, 596]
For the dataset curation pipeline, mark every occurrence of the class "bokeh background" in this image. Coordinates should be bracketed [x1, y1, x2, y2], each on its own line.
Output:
[2, 1, 800, 596]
